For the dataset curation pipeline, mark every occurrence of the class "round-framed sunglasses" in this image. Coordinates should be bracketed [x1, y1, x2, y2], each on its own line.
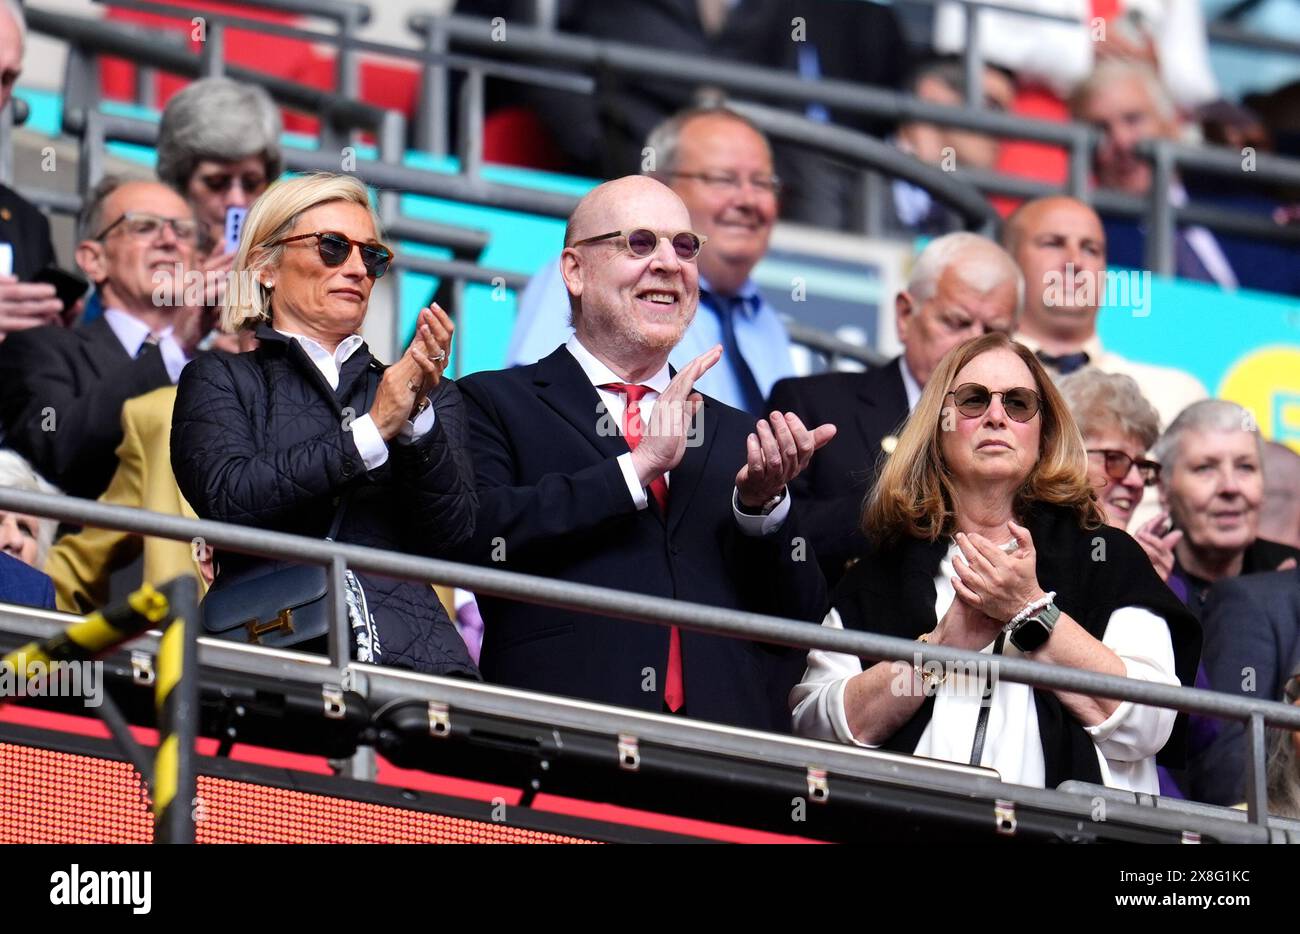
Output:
[571, 228, 707, 261]
[197, 172, 267, 195]
[1087, 449, 1162, 486]
[271, 231, 393, 279]
[945, 382, 1041, 423]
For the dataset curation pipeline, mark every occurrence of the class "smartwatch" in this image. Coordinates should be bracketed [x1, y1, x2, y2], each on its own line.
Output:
[1009, 601, 1060, 653]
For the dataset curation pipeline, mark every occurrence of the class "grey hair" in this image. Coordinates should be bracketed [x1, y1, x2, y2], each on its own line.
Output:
[0, 449, 59, 566]
[1, 0, 25, 42]
[1072, 59, 1176, 124]
[1266, 723, 1300, 819]
[1152, 399, 1264, 470]
[78, 174, 130, 242]
[1057, 369, 1162, 449]
[642, 104, 771, 179]
[156, 78, 283, 194]
[906, 232, 1025, 321]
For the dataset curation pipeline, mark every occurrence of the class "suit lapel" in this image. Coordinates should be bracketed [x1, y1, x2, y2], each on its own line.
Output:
[78, 315, 133, 377]
[855, 357, 910, 463]
[666, 394, 720, 536]
[534, 346, 634, 462]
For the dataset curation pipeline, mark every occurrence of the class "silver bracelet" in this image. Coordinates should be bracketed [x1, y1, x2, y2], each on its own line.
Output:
[1004, 591, 1056, 631]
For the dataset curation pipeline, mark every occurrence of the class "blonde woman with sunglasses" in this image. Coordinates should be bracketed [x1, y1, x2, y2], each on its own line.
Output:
[170, 173, 479, 677]
[791, 332, 1199, 791]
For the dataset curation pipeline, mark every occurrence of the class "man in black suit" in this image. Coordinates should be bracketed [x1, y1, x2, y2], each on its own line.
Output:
[768, 233, 1021, 584]
[456, 175, 834, 733]
[0, 1, 63, 342]
[0, 177, 203, 497]
[1187, 569, 1300, 805]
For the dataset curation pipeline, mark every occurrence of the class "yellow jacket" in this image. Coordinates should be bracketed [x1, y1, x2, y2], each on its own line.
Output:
[45, 385, 206, 613]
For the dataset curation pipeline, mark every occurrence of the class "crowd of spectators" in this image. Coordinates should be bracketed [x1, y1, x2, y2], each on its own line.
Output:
[0, 0, 1296, 818]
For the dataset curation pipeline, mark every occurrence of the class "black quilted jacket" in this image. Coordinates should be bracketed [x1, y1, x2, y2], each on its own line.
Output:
[170, 326, 479, 677]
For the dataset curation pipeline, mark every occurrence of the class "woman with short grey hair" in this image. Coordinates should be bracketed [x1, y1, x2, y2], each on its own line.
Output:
[0, 449, 59, 568]
[1154, 399, 1300, 613]
[157, 78, 283, 252]
[1058, 369, 1179, 578]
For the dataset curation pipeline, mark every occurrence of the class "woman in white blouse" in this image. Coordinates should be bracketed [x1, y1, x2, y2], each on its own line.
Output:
[791, 333, 1199, 791]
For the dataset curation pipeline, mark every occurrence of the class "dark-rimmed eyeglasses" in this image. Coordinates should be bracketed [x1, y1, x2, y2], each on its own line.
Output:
[95, 211, 200, 244]
[271, 231, 394, 279]
[571, 228, 707, 261]
[197, 172, 268, 195]
[670, 171, 782, 195]
[945, 383, 1041, 423]
[1087, 449, 1162, 486]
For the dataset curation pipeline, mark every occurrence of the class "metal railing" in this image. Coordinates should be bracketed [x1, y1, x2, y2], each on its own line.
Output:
[0, 486, 1296, 827]
[410, 12, 1300, 277]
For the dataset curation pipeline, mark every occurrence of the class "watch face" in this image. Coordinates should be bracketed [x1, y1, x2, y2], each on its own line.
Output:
[1012, 617, 1051, 652]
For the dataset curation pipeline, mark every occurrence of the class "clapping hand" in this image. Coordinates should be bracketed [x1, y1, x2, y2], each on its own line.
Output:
[734, 411, 835, 510]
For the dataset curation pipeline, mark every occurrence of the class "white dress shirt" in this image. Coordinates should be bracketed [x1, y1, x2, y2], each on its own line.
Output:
[103, 308, 191, 384]
[790, 539, 1180, 792]
[564, 335, 790, 536]
[277, 330, 436, 473]
[898, 355, 923, 412]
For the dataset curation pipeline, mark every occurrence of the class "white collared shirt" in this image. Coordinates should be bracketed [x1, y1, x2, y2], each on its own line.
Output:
[564, 334, 790, 536]
[277, 329, 436, 473]
[790, 539, 1180, 792]
[103, 308, 190, 384]
[898, 355, 923, 412]
[1169, 184, 1239, 291]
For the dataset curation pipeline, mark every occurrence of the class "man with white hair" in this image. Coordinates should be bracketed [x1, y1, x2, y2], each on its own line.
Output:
[1072, 60, 1300, 296]
[0, 0, 63, 342]
[768, 232, 1022, 584]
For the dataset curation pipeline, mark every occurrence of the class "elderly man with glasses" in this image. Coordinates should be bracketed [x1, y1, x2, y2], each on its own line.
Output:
[454, 174, 833, 733]
[0, 177, 204, 497]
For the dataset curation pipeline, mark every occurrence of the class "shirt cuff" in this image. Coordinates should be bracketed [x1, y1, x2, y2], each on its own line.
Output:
[396, 403, 437, 445]
[732, 486, 790, 536]
[350, 413, 389, 472]
[616, 452, 649, 510]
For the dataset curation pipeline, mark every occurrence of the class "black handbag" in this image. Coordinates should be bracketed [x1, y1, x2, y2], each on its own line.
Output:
[200, 493, 352, 649]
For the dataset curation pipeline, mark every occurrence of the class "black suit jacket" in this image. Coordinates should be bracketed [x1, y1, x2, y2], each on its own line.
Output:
[1188, 568, 1300, 805]
[456, 346, 827, 732]
[767, 357, 910, 585]
[0, 316, 171, 497]
[0, 183, 56, 280]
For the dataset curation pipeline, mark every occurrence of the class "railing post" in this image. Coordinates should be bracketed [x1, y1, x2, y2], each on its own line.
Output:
[78, 108, 106, 199]
[457, 66, 485, 182]
[963, 5, 983, 111]
[1145, 140, 1175, 277]
[135, 65, 157, 110]
[1067, 126, 1090, 202]
[337, 10, 361, 102]
[860, 169, 885, 238]
[1243, 711, 1269, 826]
[0, 99, 13, 188]
[417, 19, 450, 157]
[61, 44, 98, 138]
[328, 553, 351, 671]
[199, 20, 224, 78]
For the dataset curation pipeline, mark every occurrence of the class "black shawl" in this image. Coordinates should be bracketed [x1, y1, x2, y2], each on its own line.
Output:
[832, 502, 1201, 787]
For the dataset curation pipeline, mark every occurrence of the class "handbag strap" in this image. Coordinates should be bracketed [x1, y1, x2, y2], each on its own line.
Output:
[325, 487, 353, 541]
[968, 631, 1006, 767]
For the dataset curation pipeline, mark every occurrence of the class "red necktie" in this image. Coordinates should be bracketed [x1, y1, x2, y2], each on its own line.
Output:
[602, 382, 683, 712]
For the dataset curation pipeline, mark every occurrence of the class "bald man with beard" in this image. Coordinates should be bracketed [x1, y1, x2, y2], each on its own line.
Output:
[454, 176, 833, 732]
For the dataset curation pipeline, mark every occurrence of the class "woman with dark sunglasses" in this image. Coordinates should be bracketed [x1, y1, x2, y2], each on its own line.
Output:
[170, 173, 480, 678]
[792, 333, 1198, 792]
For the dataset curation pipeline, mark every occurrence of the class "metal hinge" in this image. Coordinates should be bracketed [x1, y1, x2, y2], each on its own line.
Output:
[322, 685, 346, 720]
[617, 733, 640, 771]
[807, 767, 830, 804]
[994, 799, 1018, 836]
[130, 651, 155, 687]
[428, 701, 451, 738]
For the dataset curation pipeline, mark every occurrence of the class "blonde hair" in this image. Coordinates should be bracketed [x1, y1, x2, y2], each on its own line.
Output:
[221, 172, 384, 333]
[864, 333, 1103, 543]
